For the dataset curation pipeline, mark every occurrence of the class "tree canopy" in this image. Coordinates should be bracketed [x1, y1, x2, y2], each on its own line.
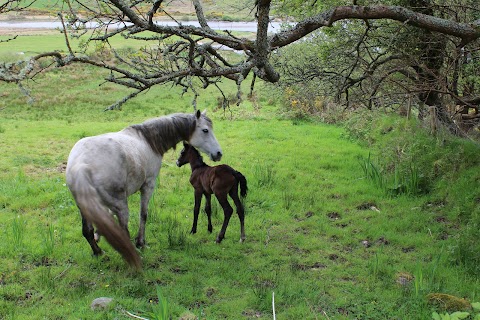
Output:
[1, 0, 480, 128]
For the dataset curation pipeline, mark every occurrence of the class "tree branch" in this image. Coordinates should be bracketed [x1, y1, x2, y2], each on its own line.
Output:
[270, 5, 480, 49]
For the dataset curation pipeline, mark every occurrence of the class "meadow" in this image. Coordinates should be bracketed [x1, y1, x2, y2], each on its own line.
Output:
[1, 34, 480, 319]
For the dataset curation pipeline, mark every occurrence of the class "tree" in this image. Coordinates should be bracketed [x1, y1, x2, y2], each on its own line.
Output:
[1, 0, 480, 115]
[272, 0, 480, 135]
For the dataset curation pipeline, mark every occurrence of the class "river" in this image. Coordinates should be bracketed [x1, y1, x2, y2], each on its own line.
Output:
[0, 19, 286, 33]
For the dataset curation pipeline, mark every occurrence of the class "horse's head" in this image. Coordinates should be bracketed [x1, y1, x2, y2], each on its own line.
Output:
[188, 110, 222, 161]
[176, 142, 191, 167]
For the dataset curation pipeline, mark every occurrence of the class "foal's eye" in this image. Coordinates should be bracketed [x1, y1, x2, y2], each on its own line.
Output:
[202, 129, 209, 133]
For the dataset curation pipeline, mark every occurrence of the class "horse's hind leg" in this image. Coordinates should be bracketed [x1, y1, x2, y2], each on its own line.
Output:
[215, 193, 233, 243]
[204, 193, 213, 233]
[81, 215, 103, 256]
[229, 187, 246, 243]
[136, 181, 155, 248]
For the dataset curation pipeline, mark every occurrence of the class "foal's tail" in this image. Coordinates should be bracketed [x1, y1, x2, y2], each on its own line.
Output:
[69, 171, 142, 270]
[233, 170, 248, 198]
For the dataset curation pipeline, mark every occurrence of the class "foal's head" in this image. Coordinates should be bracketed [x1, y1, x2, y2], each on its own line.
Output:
[176, 142, 203, 168]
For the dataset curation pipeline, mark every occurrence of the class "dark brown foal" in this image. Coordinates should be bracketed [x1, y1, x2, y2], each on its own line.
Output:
[176, 142, 248, 243]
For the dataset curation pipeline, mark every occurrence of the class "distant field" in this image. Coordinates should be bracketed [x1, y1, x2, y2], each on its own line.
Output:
[0, 0, 257, 21]
[0, 32, 153, 57]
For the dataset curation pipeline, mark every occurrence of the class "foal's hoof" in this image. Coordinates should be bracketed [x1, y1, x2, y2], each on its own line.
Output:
[239, 237, 245, 243]
[92, 250, 105, 257]
[135, 238, 145, 249]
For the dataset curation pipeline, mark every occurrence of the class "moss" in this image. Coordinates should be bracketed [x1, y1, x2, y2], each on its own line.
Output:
[427, 293, 472, 312]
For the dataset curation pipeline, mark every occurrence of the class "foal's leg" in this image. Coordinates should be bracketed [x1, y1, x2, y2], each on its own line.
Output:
[191, 189, 203, 234]
[204, 193, 213, 233]
[229, 187, 246, 243]
[215, 193, 233, 243]
[135, 182, 155, 248]
[81, 214, 103, 256]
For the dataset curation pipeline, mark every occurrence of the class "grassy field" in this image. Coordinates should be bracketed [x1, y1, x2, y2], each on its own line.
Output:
[1, 34, 480, 319]
[0, 0, 256, 21]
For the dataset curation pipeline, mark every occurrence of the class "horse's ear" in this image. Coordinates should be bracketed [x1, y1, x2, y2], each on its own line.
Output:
[201, 109, 207, 116]
[195, 109, 201, 119]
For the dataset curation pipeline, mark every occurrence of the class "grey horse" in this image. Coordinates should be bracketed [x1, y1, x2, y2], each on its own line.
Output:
[66, 110, 222, 270]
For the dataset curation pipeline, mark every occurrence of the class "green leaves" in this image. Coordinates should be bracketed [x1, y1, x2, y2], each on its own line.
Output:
[432, 311, 470, 320]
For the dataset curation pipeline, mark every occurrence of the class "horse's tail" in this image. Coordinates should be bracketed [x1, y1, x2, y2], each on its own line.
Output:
[69, 170, 142, 270]
[233, 170, 248, 198]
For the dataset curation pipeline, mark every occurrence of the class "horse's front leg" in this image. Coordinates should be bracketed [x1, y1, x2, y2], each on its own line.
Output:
[191, 189, 203, 234]
[136, 182, 155, 248]
[204, 193, 213, 233]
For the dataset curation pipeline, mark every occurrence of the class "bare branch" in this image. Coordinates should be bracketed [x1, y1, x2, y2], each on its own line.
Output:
[270, 5, 480, 49]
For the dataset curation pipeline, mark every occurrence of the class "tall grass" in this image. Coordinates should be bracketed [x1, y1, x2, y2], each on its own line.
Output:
[165, 214, 189, 248]
[11, 215, 26, 250]
[135, 286, 171, 320]
[41, 224, 55, 255]
[360, 152, 385, 190]
[360, 153, 423, 196]
[253, 162, 276, 187]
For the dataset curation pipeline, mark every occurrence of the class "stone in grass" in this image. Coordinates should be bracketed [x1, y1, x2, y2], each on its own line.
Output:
[395, 272, 413, 286]
[91, 297, 114, 310]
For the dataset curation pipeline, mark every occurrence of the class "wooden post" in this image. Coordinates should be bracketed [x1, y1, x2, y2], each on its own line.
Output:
[407, 96, 412, 120]
[430, 106, 437, 134]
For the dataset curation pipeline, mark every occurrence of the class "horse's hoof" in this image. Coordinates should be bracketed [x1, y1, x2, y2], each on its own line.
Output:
[239, 238, 245, 243]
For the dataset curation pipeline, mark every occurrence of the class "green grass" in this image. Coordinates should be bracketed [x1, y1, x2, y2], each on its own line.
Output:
[1, 40, 480, 319]
[0, 32, 176, 59]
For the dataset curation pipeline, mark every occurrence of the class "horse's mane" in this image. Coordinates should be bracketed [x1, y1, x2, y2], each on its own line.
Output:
[131, 113, 206, 155]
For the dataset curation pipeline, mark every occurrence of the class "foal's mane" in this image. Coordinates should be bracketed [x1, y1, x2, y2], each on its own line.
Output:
[188, 144, 207, 168]
[131, 113, 208, 155]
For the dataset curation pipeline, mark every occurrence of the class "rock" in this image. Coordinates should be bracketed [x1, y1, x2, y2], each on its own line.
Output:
[361, 240, 371, 248]
[91, 297, 114, 310]
[395, 272, 413, 286]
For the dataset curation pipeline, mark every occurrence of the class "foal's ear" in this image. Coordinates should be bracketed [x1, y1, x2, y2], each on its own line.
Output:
[195, 109, 201, 119]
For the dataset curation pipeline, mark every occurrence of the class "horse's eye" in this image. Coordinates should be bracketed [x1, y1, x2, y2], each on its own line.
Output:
[202, 129, 209, 133]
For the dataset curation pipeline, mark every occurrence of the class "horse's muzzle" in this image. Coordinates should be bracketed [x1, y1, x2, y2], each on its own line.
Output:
[211, 151, 222, 161]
